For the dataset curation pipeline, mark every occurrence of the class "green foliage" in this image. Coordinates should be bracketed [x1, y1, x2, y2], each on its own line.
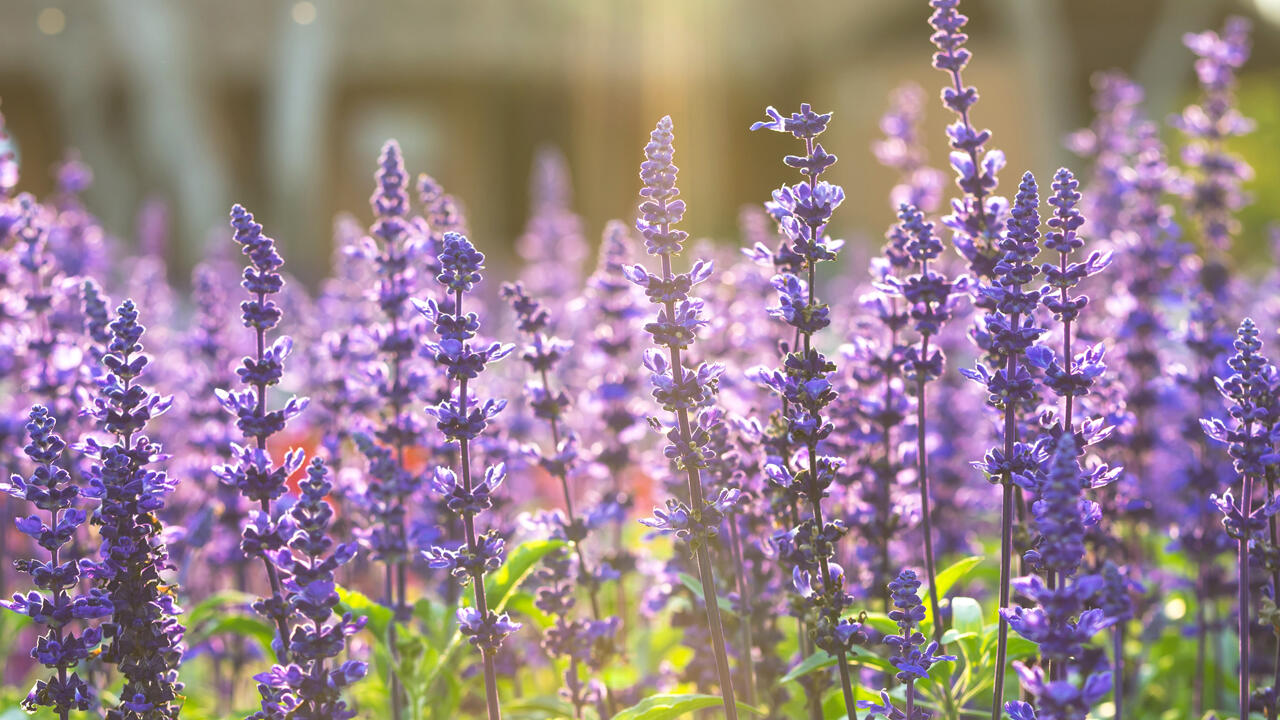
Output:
[610, 693, 763, 720]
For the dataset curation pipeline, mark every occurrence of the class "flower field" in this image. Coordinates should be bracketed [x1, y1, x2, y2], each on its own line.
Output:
[1, 1, 1277, 719]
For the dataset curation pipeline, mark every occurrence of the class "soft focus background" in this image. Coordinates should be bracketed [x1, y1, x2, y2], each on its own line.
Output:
[1, 0, 1279, 285]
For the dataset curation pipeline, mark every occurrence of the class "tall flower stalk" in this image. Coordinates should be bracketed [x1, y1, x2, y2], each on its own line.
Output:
[860, 570, 955, 720]
[1004, 435, 1115, 720]
[929, 0, 1006, 282]
[1202, 318, 1279, 719]
[502, 280, 619, 715]
[350, 141, 429, 720]
[884, 202, 967, 639]
[629, 115, 740, 720]
[1, 406, 111, 719]
[963, 173, 1044, 719]
[252, 459, 368, 719]
[82, 299, 185, 720]
[417, 232, 517, 720]
[750, 103, 861, 720]
[215, 205, 310, 669]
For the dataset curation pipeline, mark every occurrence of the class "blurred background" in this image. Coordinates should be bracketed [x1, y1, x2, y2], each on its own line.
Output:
[1, 0, 1279, 285]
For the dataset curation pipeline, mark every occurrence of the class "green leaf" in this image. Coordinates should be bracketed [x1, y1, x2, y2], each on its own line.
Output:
[505, 695, 579, 719]
[611, 693, 762, 720]
[337, 585, 395, 639]
[921, 556, 983, 631]
[779, 650, 838, 684]
[928, 556, 983, 600]
[676, 572, 739, 618]
[484, 539, 568, 603]
[418, 540, 566, 696]
[506, 590, 556, 630]
[777, 648, 894, 685]
[951, 596, 984, 669]
[191, 614, 278, 657]
[184, 589, 258, 630]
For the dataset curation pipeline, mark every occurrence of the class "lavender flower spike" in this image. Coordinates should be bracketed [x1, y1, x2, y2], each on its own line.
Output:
[81, 300, 185, 720]
[252, 458, 368, 720]
[416, 231, 517, 720]
[860, 570, 955, 720]
[752, 102, 863, 719]
[960, 171, 1045, 720]
[631, 115, 741, 720]
[215, 204, 310, 678]
[1202, 318, 1280, 718]
[1, 406, 111, 718]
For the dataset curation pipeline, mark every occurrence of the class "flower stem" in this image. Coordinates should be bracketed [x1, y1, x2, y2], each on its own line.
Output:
[457, 287, 503, 720]
[991, 313, 1021, 720]
[727, 517, 758, 706]
[659, 248, 738, 720]
[1239, 471, 1255, 720]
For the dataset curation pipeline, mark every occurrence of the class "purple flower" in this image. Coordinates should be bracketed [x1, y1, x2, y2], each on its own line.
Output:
[0, 406, 109, 716]
[79, 301, 185, 719]
[417, 231, 517, 715]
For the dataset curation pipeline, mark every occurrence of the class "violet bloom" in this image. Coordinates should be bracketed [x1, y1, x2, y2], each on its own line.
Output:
[1025, 168, 1112, 443]
[1, 406, 111, 717]
[415, 231, 517, 720]
[1173, 16, 1254, 254]
[80, 300, 185, 720]
[860, 570, 955, 720]
[873, 83, 944, 214]
[215, 205, 309, 667]
[881, 201, 968, 639]
[929, 0, 1007, 281]
[1004, 435, 1115, 720]
[1202, 318, 1280, 717]
[251, 458, 368, 720]
[629, 115, 741, 720]
[348, 141, 429, 632]
[961, 171, 1045, 719]
[502, 279, 620, 712]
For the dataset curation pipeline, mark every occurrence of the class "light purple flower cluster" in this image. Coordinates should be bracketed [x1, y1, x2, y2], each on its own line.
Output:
[1, 406, 110, 717]
[80, 299, 185, 720]
[416, 231, 517, 720]
[631, 115, 743, 719]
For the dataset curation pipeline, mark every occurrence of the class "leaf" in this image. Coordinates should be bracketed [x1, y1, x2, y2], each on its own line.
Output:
[419, 540, 566, 695]
[184, 589, 258, 630]
[191, 614, 278, 657]
[506, 590, 556, 630]
[337, 585, 395, 639]
[611, 693, 762, 720]
[779, 650, 838, 684]
[927, 556, 983, 601]
[920, 556, 983, 631]
[677, 572, 739, 618]
[951, 596, 984, 668]
[777, 647, 894, 685]
[484, 539, 568, 604]
[505, 695, 578, 719]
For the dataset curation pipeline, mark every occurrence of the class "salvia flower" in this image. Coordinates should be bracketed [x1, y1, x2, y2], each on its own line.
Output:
[80, 300, 185, 720]
[752, 102, 862, 716]
[251, 458, 368, 720]
[929, 0, 1007, 280]
[215, 204, 310, 673]
[631, 115, 741, 719]
[1202, 317, 1280, 716]
[1, 406, 110, 716]
[416, 231, 516, 720]
[860, 569, 955, 719]
[1003, 435, 1115, 720]
[960, 171, 1044, 717]
[1173, 16, 1254, 253]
